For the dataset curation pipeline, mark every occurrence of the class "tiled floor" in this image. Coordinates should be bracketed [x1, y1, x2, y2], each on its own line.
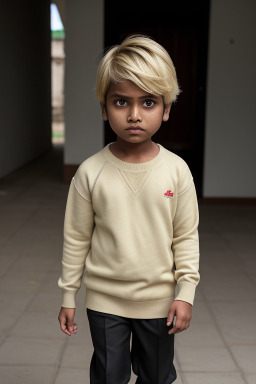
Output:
[0, 144, 256, 384]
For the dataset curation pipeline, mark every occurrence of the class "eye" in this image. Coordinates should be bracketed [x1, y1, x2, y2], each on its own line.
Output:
[144, 99, 156, 107]
[115, 99, 127, 107]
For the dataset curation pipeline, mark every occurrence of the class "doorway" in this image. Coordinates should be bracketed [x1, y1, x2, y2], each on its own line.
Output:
[51, 2, 65, 145]
[104, 0, 210, 197]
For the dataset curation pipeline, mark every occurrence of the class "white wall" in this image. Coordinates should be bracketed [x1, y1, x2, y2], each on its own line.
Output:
[51, 40, 65, 109]
[203, 0, 256, 197]
[64, 0, 104, 165]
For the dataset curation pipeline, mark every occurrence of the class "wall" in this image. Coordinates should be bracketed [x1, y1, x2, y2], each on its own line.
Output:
[203, 0, 256, 197]
[51, 39, 65, 116]
[0, 1, 52, 179]
[64, 0, 104, 167]
[64, 0, 256, 196]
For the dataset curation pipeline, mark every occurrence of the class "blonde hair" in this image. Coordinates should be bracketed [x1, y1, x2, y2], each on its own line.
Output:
[96, 34, 180, 105]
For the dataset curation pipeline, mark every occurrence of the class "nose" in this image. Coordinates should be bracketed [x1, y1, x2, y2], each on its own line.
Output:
[128, 104, 142, 123]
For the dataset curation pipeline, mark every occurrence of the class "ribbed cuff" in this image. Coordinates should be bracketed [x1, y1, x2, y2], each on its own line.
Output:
[174, 281, 196, 306]
[61, 290, 77, 308]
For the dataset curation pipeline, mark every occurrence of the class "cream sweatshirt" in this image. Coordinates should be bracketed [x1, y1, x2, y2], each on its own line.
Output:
[58, 143, 200, 319]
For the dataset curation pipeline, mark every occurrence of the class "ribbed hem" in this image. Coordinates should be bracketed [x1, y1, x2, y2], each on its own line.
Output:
[102, 143, 163, 172]
[61, 289, 77, 308]
[174, 281, 197, 306]
[85, 289, 175, 319]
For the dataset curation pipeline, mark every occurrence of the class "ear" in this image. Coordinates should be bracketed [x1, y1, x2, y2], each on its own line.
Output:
[100, 102, 108, 121]
[162, 103, 172, 122]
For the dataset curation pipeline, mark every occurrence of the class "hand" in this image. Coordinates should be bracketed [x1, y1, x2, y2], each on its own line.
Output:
[58, 307, 78, 336]
[166, 300, 192, 335]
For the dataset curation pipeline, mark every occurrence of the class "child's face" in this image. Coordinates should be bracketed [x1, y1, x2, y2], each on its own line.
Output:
[101, 80, 171, 144]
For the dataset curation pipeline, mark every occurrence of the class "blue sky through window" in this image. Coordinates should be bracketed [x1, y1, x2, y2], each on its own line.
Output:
[51, 3, 64, 31]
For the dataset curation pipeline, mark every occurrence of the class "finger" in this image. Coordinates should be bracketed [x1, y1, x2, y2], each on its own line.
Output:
[71, 323, 78, 334]
[67, 318, 74, 333]
[169, 320, 187, 334]
[60, 319, 71, 336]
[63, 328, 72, 336]
[183, 320, 190, 330]
[168, 326, 176, 335]
[168, 320, 182, 335]
[167, 312, 175, 326]
[73, 323, 78, 332]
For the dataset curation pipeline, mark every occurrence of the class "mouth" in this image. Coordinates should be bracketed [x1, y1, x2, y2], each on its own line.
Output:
[126, 126, 144, 133]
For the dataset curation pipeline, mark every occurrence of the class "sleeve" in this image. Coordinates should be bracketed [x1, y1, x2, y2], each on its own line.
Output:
[171, 168, 200, 306]
[58, 178, 95, 308]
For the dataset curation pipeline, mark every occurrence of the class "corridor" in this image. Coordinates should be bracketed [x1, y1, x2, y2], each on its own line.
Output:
[0, 145, 255, 384]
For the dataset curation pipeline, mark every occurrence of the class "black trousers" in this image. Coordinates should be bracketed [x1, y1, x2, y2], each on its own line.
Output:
[87, 308, 177, 384]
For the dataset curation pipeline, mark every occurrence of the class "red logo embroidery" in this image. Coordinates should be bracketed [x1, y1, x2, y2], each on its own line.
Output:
[164, 190, 174, 198]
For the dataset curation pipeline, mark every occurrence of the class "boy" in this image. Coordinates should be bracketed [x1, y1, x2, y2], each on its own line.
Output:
[58, 34, 200, 384]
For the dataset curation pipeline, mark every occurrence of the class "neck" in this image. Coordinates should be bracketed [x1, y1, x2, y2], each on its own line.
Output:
[115, 138, 155, 155]
[109, 138, 159, 163]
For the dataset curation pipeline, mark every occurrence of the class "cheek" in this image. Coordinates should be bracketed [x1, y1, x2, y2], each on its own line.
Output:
[148, 111, 164, 126]
[108, 110, 125, 124]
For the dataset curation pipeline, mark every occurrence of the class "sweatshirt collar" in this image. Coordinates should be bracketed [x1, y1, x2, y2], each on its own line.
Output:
[103, 142, 163, 172]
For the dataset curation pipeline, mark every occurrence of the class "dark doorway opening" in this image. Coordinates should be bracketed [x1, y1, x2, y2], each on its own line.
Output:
[104, 0, 210, 197]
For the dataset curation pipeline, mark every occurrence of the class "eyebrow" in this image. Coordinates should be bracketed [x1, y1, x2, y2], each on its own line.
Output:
[109, 93, 158, 99]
